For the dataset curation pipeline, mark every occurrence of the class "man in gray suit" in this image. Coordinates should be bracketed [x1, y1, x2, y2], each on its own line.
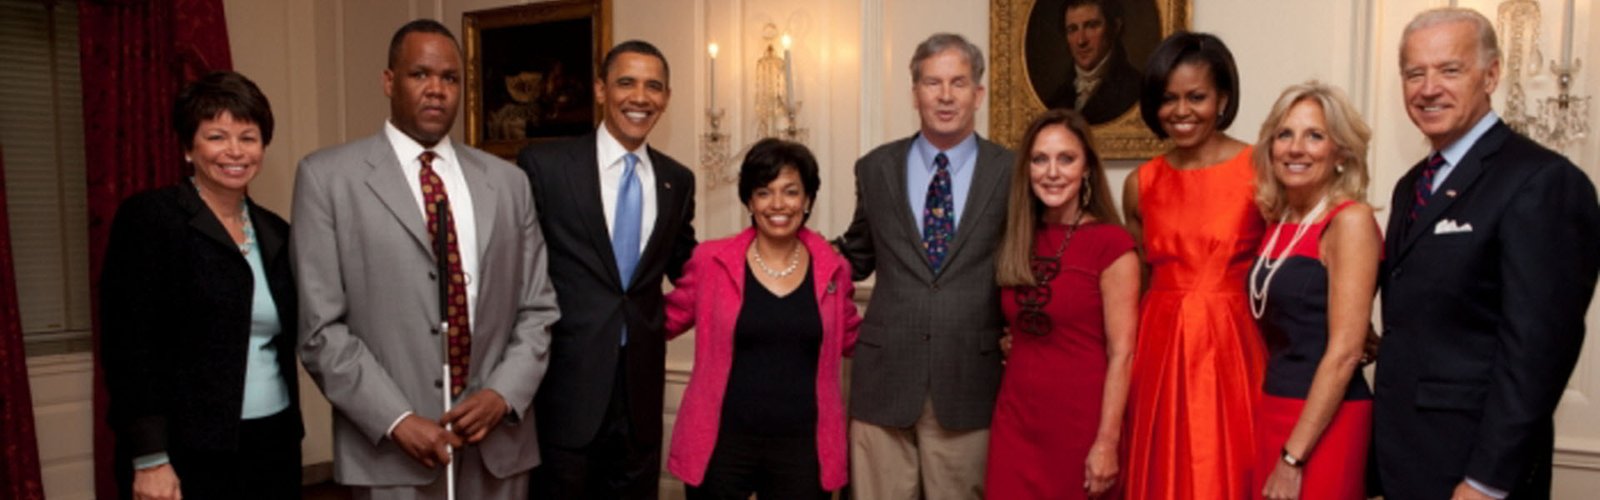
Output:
[293, 19, 559, 499]
[835, 32, 1015, 499]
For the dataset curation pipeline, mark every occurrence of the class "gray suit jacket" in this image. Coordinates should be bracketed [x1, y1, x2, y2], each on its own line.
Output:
[293, 132, 560, 486]
[836, 133, 1015, 430]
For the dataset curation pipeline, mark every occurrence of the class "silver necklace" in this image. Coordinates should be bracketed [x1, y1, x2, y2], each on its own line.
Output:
[1248, 195, 1329, 319]
[750, 242, 802, 278]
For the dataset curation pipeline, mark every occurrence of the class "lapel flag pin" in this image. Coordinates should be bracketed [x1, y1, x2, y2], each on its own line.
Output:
[1444, 189, 1457, 198]
[665, 181, 672, 190]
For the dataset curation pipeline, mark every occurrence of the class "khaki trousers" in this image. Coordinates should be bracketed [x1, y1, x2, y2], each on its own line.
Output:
[849, 398, 989, 500]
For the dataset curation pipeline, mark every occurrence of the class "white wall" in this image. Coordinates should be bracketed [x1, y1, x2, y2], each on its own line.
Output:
[31, 0, 1600, 497]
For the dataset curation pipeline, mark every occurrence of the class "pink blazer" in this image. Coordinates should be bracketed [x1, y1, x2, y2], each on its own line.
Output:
[664, 227, 861, 490]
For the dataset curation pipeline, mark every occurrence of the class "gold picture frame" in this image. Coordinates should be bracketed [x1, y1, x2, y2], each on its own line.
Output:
[989, 0, 1190, 159]
[463, 0, 611, 159]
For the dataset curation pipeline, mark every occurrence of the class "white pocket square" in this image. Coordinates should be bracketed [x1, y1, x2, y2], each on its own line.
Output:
[1434, 219, 1474, 234]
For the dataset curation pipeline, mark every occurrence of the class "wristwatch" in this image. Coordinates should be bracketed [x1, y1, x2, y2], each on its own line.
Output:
[1280, 447, 1306, 468]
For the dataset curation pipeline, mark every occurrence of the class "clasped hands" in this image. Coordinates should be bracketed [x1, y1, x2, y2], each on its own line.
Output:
[391, 389, 509, 468]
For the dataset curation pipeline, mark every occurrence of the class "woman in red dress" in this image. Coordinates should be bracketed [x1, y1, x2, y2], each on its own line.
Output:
[1120, 32, 1267, 499]
[1247, 82, 1378, 500]
[987, 109, 1139, 499]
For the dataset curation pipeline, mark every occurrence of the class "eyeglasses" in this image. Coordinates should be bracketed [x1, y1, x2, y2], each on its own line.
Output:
[1014, 255, 1061, 336]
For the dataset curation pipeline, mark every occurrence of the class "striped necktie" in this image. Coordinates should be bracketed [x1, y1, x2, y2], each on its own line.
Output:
[1409, 152, 1445, 222]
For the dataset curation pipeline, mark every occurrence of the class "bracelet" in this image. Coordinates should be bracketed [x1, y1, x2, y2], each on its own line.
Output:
[1280, 447, 1306, 468]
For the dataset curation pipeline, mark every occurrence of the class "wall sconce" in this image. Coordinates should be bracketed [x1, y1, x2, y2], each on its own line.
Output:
[700, 23, 810, 189]
[1498, 0, 1589, 150]
[701, 42, 735, 187]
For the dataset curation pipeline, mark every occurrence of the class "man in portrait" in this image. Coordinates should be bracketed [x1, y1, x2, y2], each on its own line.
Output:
[1044, 0, 1142, 124]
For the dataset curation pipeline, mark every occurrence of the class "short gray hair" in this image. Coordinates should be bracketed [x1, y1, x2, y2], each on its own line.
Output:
[1401, 7, 1499, 66]
[910, 33, 986, 82]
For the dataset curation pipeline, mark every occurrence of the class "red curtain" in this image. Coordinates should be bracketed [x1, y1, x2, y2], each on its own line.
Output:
[79, 1, 232, 497]
[0, 146, 47, 500]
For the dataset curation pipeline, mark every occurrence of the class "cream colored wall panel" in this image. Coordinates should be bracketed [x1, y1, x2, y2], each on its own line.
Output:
[28, 354, 92, 500]
[39, 460, 94, 500]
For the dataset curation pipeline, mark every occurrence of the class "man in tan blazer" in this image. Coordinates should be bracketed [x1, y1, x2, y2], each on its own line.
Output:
[293, 19, 559, 499]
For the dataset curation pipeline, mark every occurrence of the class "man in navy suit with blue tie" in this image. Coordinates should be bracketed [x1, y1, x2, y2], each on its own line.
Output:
[1373, 7, 1600, 499]
[517, 40, 697, 499]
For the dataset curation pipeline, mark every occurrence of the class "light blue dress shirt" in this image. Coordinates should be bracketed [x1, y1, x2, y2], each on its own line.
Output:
[906, 133, 980, 232]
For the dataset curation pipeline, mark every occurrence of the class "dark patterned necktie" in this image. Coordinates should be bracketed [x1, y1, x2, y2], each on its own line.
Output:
[419, 151, 470, 397]
[922, 152, 955, 272]
[1409, 152, 1445, 222]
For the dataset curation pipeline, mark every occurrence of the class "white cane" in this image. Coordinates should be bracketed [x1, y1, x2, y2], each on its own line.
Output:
[434, 200, 457, 500]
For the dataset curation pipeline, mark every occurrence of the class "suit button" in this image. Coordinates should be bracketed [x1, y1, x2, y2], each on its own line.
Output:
[431, 326, 440, 335]
[921, 334, 931, 341]
[428, 271, 437, 281]
[433, 379, 443, 388]
[1391, 268, 1402, 279]
[931, 283, 940, 291]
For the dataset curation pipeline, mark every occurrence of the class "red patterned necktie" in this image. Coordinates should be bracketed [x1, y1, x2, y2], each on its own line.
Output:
[1409, 152, 1445, 222]
[419, 151, 470, 397]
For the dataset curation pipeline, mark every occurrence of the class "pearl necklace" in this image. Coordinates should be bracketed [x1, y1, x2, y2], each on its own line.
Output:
[1249, 195, 1329, 319]
[750, 242, 802, 278]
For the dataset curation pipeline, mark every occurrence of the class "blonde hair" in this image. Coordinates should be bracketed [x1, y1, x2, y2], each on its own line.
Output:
[1252, 81, 1372, 219]
[996, 109, 1122, 287]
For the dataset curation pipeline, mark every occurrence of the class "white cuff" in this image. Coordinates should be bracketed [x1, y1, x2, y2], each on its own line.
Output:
[1465, 477, 1509, 499]
[386, 410, 414, 439]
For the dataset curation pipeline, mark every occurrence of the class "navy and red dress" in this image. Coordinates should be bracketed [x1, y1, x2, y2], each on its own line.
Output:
[1250, 201, 1373, 500]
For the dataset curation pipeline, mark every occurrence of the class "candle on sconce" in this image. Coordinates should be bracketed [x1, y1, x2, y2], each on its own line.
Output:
[708, 42, 719, 106]
[781, 34, 795, 109]
[1562, 0, 1574, 65]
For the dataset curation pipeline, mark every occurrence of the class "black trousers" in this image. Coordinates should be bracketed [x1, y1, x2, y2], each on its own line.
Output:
[531, 358, 660, 499]
[684, 432, 828, 500]
[116, 408, 301, 500]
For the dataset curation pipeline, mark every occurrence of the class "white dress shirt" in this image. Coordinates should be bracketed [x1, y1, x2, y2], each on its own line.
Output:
[595, 123, 657, 252]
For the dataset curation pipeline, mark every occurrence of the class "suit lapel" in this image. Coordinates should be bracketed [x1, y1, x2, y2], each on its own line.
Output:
[250, 200, 287, 266]
[363, 137, 432, 256]
[635, 148, 683, 290]
[458, 150, 499, 260]
[881, 137, 935, 277]
[1394, 122, 1511, 261]
[176, 182, 235, 249]
[565, 134, 625, 288]
[942, 138, 1004, 269]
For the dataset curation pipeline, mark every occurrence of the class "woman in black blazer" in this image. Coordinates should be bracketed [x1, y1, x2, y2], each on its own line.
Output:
[100, 71, 301, 500]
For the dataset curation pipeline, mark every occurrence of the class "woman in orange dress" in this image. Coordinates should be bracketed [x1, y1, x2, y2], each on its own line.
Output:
[1119, 32, 1266, 499]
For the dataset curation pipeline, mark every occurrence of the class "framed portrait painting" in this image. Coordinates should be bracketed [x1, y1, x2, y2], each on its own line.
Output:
[990, 0, 1190, 158]
[463, 0, 611, 159]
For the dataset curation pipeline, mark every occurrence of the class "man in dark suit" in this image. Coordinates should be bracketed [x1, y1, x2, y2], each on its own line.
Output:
[1374, 8, 1600, 499]
[1044, 0, 1141, 124]
[517, 40, 697, 499]
[835, 33, 1014, 499]
[294, 19, 560, 499]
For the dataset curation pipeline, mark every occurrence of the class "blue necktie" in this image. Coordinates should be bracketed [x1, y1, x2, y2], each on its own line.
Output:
[922, 152, 955, 272]
[613, 153, 642, 345]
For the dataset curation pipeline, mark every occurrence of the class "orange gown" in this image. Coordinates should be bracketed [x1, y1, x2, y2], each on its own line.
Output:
[1123, 147, 1267, 499]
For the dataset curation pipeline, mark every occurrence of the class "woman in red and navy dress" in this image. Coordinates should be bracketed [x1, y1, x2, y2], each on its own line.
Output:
[1246, 82, 1380, 500]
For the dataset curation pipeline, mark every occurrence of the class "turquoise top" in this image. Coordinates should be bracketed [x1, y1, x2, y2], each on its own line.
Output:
[239, 208, 291, 419]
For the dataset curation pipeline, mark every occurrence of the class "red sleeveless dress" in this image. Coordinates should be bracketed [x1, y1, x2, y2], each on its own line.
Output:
[1123, 148, 1267, 499]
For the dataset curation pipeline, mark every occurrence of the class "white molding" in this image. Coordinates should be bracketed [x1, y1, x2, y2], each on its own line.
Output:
[858, 0, 884, 152]
[26, 352, 92, 374]
[1556, 436, 1600, 471]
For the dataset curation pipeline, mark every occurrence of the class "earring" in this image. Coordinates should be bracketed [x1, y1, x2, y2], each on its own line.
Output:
[1336, 164, 1346, 174]
[1080, 179, 1093, 209]
[185, 155, 192, 163]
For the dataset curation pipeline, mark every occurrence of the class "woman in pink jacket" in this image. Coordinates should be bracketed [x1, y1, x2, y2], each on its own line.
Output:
[664, 138, 861, 499]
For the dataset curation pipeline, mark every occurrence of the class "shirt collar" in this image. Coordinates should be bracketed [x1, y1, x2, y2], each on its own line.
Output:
[912, 132, 979, 173]
[1076, 53, 1111, 83]
[1436, 110, 1500, 167]
[596, 122, 649, 171]
[384, 119, 458, 169]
